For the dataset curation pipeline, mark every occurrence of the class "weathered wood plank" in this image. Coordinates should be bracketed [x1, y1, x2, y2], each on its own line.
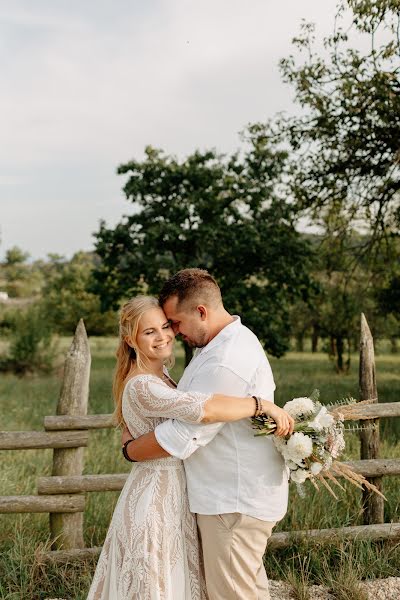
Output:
[44, 414, 114, 430]
[268, 522, 400, 550]
[0, 495, 85, 513]
[344, 458, 400, 478]
[50, 320, 90, 550]
[38, 473, 129, 494]
[42, 402, 400, 432]
[39, 523, 400, 561]
[39, 547, 102, 563]
[346, 402, 400, 419]
[359, 313, 384, 524]
[37, 459, 400, 495]
[0, 430, 88, 450]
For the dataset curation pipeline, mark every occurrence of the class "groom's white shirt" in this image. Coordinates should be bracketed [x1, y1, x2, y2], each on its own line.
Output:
[155, 316, 289, 522]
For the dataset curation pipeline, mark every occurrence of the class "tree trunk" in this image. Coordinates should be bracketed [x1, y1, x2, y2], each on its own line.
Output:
[345, 337, 351, 373]
[390, 336, 398, 354]
[336, 335, 344, 373]
[295, 333, 304, 352]
[311, 324, 319, 353]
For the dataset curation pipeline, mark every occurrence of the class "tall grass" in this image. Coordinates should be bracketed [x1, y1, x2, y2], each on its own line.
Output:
[0, 338, 399, 598]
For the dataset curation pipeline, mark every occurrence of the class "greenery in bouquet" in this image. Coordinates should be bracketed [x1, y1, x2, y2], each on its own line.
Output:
[252, 390, 385, 499]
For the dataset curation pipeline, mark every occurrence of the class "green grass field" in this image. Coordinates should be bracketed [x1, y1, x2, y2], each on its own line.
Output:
[0, 338, 399, 599]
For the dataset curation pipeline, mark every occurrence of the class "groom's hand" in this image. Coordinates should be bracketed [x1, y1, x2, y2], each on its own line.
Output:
[260, 401, 294, 437]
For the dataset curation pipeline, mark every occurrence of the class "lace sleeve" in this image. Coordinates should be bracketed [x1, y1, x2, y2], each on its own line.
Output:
[126, 375, 210, 423]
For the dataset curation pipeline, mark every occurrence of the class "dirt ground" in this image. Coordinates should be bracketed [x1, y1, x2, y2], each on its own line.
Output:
[269, 577, 400, 599]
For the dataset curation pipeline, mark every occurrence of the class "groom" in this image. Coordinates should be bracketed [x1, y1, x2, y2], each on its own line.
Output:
[123, 268, 291, 599]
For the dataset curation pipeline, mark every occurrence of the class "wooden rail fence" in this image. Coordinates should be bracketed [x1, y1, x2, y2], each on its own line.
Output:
[1, 314, 399, 562]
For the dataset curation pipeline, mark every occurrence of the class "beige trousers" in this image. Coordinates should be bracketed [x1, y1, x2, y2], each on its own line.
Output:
[197, 513, 275, 600]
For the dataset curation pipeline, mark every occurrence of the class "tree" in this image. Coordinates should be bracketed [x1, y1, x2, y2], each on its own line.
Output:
[244, 0, 400, 368]
[5, 246, 29, 265]
[93, 141, 315, 359]
[376, 272, 400, 351]
[41, 252, 116, 336]
[278, 0, 400, 259]
[0, 246, 40, 298]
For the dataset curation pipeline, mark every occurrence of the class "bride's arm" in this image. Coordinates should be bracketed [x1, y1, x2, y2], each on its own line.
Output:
[122, 394, 293, 462]
[128, 376, 293, 431]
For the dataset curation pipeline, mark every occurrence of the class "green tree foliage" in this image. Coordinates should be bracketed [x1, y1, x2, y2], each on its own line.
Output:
[254, 0, 400, 367]
[376, 271, 400, 351]
[378, 274, 400, 315]
[5, 246, 30, 265]
[41, 252, 117, 336]
[93, 141, 315, 357]
[0, 246, 41, 298]
[278, 0, 400, 253]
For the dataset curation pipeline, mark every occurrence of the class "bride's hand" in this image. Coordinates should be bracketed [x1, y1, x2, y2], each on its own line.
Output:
[260, 401, 294, 437]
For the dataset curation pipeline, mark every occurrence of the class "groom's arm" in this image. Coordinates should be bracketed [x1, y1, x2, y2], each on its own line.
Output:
[155, 366, 251, 459]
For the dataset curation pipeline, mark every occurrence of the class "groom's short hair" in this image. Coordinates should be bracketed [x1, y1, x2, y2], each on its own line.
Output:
[159, 268, 222, 310]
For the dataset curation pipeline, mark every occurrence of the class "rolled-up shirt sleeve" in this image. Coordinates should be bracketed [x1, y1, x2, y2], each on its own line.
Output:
[155, 364, 249, 459]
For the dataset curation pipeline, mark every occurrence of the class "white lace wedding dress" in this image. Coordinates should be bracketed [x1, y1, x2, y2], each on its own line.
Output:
[87, 374, 210, 600]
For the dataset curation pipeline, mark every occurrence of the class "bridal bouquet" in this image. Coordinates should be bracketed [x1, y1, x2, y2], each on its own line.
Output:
[252, 390, 384, 499]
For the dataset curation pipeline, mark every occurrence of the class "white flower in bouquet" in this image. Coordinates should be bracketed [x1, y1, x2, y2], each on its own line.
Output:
[310, 462, 323, 475]
[272, 436, 286, 452]
[283, 396, 315, 419]
[286, 459, 300, 470]
[308, 406, 335, 431]
[285, 432, 313, 462]
[290, 468, 309, 483]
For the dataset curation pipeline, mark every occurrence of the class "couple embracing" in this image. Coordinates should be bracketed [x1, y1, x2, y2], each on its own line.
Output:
[87, 268, 294, 600]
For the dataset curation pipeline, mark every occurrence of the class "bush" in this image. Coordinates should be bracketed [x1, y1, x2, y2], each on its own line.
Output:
[0, 305, 57, 374]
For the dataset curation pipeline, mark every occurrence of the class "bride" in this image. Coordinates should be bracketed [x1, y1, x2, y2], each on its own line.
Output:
[87, 295, 292, 600]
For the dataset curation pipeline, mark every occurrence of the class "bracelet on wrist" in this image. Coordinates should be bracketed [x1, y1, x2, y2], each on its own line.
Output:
[252, 395, 263, 417]
[122, 438, 137, 463]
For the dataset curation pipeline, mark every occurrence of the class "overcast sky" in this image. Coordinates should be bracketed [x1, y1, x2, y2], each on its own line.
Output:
[0, 0, 341, 261]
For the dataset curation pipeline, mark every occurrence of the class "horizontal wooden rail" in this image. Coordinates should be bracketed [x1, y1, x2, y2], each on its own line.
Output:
[343, 402, 400, 420]
[42, 402, 400, 432]
[39, 522, 400, 562]
[40, 546, 102, 563]
[44, 415, 114, 430]
[268, 522, 400, 550]
[38, 473, 128, 494]
[0, 431, 88, 450]
[0, 494, 85, 513]
[37, 458, 400, 495]
[344, 458, 400, 477]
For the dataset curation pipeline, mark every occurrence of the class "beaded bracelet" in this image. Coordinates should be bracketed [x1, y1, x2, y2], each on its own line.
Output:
[251, 395, 263, 417]
[122, 438, 137, 463]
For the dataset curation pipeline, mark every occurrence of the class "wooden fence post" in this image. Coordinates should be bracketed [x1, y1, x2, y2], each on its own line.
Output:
[359, 313, 384, 524]
[50, 320, 91, 549]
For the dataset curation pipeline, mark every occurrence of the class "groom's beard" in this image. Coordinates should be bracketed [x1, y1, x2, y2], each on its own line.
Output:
[181, 330, 208, 348]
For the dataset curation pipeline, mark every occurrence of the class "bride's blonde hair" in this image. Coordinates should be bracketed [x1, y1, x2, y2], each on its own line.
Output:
[112, 295, 174, 427]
